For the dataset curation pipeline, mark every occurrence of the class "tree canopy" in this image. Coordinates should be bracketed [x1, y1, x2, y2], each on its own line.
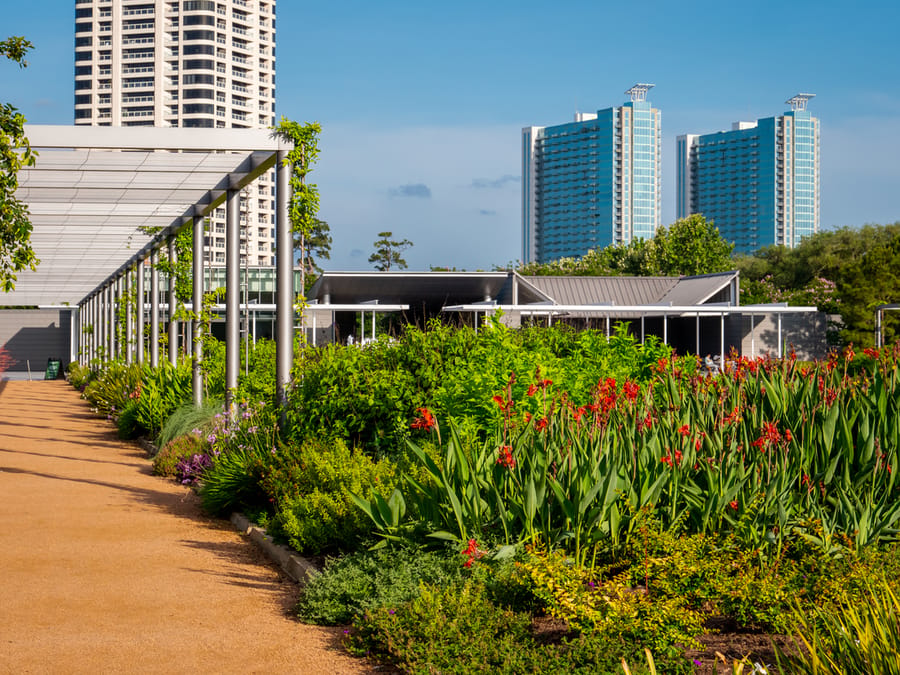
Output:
[1, 36, 38, 292]
[369, 231, 412, 271]
[735, 223, 900, 346]
[518, 214, 733, 278]
[295, 218, 331, 289]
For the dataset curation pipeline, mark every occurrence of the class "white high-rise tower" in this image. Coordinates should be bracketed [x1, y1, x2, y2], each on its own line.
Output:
[74, 0, 277, 266]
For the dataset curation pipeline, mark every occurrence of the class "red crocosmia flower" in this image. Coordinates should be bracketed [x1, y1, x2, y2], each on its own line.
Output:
[762, 421, 781, 444]
[496, 445, 516, 469]
[661, 454, 673, 467]
[637, 411, 652, 433]
[695, 438, 702, 452]
[541, 378, 553, 389]
[844, 345, 855, 362]
[462, 539, 486, 567]
[623, 380, 640, 402]
[493, 395, 513, 412]
[526, 384, 538, 397]
[524, 412, 533, 423]
[410, 407, 437, 432]
[784, 428, 792, 443]
[674, 450, 683, 464]
[534, 417, 549, 432]
[678, 424, 690, 437]
[656, 357, 668, 372]
[825, 389, 838, 406]
[729, 500, 739, 511]
[572, 406, 586, 424]
[864, 347, 880, 360]
[751, 437, 766, 450]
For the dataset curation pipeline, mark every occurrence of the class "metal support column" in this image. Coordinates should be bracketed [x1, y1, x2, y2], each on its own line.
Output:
[750, 314, 756, 358]
[151, 249, 160, 367]
[720, 313, 726, 370]
[696, 313, 700, 356]
[106, 283, 114, 360]
[226, 189, 240, 411]
[168, 235, 178, 366]
[136, 260, 145, 364]
[275, 150, 293, 411]
[124, 269, 133, 364]
[192, 218, 204, 406]
[777, 313, 783, 358]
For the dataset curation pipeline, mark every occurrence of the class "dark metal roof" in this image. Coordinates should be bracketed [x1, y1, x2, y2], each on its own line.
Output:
[526, 272, 738, 308]
[657, 271, 738, 306]
[307, 271, 551, 308]
[526, 276, 677, 306]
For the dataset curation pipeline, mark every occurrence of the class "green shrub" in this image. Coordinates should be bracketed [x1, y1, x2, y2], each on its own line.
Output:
[199, 443, 267, 515]
[156, 398, 223, 449]
[520, 548, 706, 656]
[82, 361, 142, 415]
[349, 578, 685, 674]
[263, 438, 398, 554]
[67, 361, 95, 389]
[153, 433, 205, 478]
[132, 362, 193, 439]
[116, 399, 143, 439]
[297, 547, 465, 625]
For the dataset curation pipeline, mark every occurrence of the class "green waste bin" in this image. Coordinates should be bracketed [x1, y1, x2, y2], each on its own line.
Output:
[44, 358, 61, 380]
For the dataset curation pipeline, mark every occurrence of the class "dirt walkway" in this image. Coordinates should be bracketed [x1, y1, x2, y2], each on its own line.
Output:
[0, 380, 371, 674]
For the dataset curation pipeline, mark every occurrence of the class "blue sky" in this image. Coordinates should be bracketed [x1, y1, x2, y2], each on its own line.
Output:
[2, 0, 899, 271]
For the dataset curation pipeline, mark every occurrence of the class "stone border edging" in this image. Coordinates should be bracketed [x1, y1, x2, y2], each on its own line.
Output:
[230, 512, 319, 585]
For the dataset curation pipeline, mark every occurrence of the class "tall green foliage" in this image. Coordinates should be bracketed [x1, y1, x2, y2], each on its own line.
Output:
[735, 223, 900, 346]
[272, 118, 321, 293]
[518, 215, 732, 278]
[0, 36, 38, 291]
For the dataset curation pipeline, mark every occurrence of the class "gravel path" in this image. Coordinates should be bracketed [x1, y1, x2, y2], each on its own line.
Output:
[0, 380, 372, 674]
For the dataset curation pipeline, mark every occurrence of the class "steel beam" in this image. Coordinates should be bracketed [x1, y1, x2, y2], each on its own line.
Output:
[275, 151, 292, 411]
[226, 189, 240, 411]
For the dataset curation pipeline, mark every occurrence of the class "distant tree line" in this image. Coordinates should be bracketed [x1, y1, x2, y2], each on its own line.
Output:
[517, 215, 900, 348]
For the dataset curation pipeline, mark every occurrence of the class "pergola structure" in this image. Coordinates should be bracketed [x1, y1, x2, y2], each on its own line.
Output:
[11, 125, 295, 408]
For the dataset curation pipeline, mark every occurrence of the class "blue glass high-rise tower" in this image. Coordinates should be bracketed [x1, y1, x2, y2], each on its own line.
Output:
[522, 85, 661, 264]
[676, 94, 819, 253]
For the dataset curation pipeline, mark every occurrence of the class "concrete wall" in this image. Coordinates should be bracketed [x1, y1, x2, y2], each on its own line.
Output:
[0, 309, 73, 374]
[738, 312, 828, 361]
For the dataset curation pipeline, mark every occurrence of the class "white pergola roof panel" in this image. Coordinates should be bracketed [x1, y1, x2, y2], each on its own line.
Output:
[6, 125, 286, 307]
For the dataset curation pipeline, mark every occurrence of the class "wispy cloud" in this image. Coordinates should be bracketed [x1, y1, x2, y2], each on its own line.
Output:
[390, 183, 432, 198]
[479, 209, 497, 216]
[471, 174, 520, 189]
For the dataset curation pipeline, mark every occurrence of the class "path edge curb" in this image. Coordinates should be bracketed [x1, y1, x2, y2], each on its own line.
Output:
[230, 512, 318, 585]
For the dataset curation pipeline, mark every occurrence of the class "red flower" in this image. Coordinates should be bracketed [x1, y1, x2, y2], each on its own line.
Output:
[637, 411, 652, 433]
[493, 395, 513, 412]
[623, 380, 640, 402]
[695, 438, 702, 452]
[462, 539, 486, 567]
[844, 344, 855, 362]
[534, 417, 548, 432]
[678, 424, 691, 437]
[784, 428, 792, 443]
[864, 347, 880, 360]
[661, 454, 673, 467]
[496, 445, 516, 469]
[729, 500, 739, 511]
[526, 384, 538, 397]
[410, 407, 437, 432]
